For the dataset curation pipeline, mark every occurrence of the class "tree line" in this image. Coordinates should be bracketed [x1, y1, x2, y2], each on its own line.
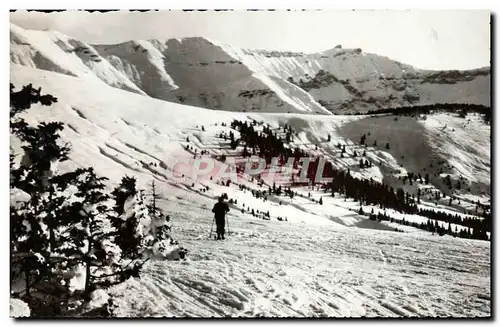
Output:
[364, 210, 488, 240]
[362, 103, 491, 124]
[228, 119, 490, 240]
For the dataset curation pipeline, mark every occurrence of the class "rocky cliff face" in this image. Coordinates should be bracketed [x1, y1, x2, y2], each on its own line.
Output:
[223, 45, 490, 114]
[10, 24, 490, 115]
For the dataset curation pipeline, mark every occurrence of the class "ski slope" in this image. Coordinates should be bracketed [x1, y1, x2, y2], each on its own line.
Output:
[10, 64, 491, 317]
[108, 196, 490, 318]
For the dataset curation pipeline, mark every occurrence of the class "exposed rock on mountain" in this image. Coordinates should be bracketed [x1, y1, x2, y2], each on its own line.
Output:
[10, 23, 489, 115]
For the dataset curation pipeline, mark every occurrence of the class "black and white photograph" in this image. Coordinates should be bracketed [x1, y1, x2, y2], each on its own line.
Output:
[9, 8, 491, 318]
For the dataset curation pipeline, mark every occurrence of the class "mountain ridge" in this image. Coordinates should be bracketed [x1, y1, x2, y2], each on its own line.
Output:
[10, 23, 490, 114]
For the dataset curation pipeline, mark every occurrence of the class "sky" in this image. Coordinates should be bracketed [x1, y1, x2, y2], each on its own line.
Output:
[10, 10, 491, 70]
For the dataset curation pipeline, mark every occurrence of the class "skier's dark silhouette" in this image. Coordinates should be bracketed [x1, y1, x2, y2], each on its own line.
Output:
[212, 197, 230, 240]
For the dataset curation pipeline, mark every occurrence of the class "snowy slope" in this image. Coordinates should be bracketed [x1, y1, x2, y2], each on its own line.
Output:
[10, 24, 489, 115]
[93, 39, 179, 98]
[10, 24, 329, 115]
[337, 114, 491, 196]
[96, 37, 331, 115]
[206, 43, 490, 113]
[110, 204, 490, 318]
[10, 64, 490, 317]
[10, 23, 146, 96]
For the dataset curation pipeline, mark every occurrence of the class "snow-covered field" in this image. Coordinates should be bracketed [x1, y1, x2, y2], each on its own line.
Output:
[108, 196, 490, 318]
[10, 61, 491, 317]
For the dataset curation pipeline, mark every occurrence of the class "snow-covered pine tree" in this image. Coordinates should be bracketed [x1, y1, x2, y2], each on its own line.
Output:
[10, 199, 51, 298]
[10, 84, 139, 314]
[10, 83, 69, 298]
[111, 178, 173, 261]
[146, 180, 162, 238]
[111, 176, 143, 259]
[10, 84, 108, 315]
[60, 168, 125, 296]
[145, 180, 187, 259]
[111, 176, 137, 216]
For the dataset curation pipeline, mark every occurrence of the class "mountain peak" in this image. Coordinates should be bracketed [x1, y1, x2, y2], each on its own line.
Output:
[10, 24, 490, 115]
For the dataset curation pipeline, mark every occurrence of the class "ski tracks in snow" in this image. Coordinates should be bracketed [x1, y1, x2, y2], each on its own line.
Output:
[109, 208, 490, 318]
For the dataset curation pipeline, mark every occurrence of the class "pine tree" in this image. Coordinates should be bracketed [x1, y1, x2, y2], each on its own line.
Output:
[9, 84, 145, 313]
[60, 168, 124, 295]
[11, 200, 51, 298]
[145, 180, 182, 258]
[230, 139, 238, 150]
[147, 180, 159, 237]
[111, 176, 137, 215]
[10, 84, 77, 299]
[111, 177, 144, 259]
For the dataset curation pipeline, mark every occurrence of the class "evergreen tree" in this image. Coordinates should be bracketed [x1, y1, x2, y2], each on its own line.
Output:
[61, 168, 124, 295]
[10, 84, 78, 300]
[230, 139, 238, 150]
[111, 182, 149, 263]
[145, 180, 183, 258]
[111, 176, 137, 215]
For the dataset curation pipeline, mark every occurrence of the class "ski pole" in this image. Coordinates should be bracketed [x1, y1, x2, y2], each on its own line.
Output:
[209, 217, 215, 239]
[226, 216, 230, 235]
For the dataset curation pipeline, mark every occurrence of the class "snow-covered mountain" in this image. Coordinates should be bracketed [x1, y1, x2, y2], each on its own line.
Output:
[10, 22, 490, 318]
[10, 23, 490, 115]
[10, 62, 490, 317]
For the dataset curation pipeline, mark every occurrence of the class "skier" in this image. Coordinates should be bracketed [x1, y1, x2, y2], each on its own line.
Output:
[212, 196, 230, 240]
